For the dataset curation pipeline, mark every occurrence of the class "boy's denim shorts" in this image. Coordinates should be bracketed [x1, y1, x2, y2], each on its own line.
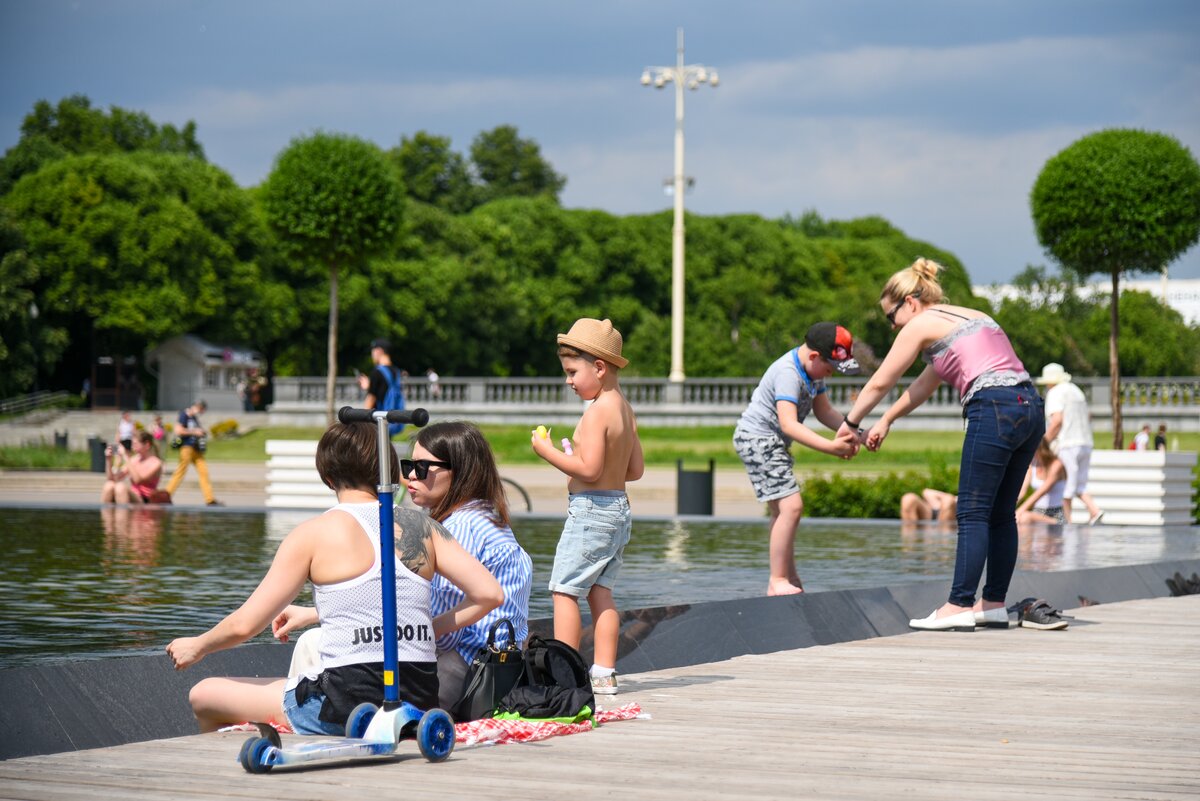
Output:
[283, 684, 345, 736]
[549, 491, 632, 597]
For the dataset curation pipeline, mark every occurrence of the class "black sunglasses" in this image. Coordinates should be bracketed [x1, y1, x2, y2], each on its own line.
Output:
[400, 458, 452, 480]
[885, 290, 921, 325]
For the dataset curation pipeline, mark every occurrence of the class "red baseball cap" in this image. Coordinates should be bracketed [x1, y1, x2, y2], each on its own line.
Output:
[806, 322, 860, 375]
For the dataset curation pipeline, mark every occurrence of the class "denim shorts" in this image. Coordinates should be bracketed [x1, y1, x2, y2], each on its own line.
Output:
[549, 491, 632, 597]
[283, 684, 345, 736]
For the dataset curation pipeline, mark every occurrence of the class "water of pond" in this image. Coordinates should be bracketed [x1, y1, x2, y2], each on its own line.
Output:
[1, 506, 1197, 670]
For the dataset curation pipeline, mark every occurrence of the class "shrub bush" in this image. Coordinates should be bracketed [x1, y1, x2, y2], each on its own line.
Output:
[802, 467, 959, 519]
[209, 419, 239, 439]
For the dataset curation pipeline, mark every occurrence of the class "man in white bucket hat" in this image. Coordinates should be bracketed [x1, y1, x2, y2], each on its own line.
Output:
[1037, 363, 1104, 525]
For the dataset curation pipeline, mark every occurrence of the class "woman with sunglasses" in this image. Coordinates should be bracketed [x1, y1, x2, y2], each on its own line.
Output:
[403, 421, 533, 712]
[166, 423, 503, 734]
[836, 257, 1043, 631]
[277, 422, 533, 715]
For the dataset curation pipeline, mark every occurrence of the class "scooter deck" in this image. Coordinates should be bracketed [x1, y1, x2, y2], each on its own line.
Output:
[267, 737, 399, 768]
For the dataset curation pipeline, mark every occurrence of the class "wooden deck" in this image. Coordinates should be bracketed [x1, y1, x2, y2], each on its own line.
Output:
[3, 594, 1198, 800]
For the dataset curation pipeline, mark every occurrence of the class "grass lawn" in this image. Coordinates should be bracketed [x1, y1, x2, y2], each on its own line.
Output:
[5, 425, 1198, 482]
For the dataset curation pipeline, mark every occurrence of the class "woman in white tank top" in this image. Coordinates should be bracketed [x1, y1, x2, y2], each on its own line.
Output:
[166, 423, 503, 734]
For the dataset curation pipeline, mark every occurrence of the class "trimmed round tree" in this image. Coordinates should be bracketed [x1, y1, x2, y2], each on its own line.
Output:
[262, 133, 403, 424]
[1030, 129, 1200, 447]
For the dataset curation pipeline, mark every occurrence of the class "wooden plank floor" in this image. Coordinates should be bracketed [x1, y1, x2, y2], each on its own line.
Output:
[3, 594, 1198, 801]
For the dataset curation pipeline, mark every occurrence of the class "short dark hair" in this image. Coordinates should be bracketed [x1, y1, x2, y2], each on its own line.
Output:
[316, 423, 399, 492]
[557, 344, 596, 363]
[414, 421, 509, 527]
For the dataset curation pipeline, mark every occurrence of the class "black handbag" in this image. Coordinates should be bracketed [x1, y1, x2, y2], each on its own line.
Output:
[452, 618, 525, 722]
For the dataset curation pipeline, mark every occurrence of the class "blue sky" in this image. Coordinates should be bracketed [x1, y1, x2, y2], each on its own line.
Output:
[2, 1, 1198, 285]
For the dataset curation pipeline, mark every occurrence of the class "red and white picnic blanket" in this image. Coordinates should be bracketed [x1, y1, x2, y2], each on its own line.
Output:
[454, 703, 646, 748]
[220, 702, 647, 749]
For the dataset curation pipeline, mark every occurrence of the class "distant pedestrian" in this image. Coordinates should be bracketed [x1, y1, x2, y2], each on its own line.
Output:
[165, 400, 221, 506]
[357, 338, 406, 437]
[1155, 424, 1168, 451]
[426, 367, 442, 400]
[115, 411, 135, 452]
[1037, 363, 1104, 525]
[1132, 424, 1151, 451]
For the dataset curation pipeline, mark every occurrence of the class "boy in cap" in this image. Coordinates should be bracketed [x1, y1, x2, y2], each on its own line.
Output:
[733, 322, 861, 595]
[532, 317, 644, 695]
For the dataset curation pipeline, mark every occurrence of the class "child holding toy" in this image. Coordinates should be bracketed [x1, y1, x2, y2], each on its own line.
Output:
[531, 318, 644, 696]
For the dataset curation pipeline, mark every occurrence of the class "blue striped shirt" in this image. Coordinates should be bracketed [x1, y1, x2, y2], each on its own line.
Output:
[430, 502, 533, 664]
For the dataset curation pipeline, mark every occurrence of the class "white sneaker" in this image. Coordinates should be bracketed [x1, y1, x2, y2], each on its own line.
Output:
[974, 607, 1010, 629]
[590, 673, 618, 695]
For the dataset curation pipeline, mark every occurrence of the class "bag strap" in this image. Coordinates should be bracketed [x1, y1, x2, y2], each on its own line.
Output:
[486, 618, 518, 652]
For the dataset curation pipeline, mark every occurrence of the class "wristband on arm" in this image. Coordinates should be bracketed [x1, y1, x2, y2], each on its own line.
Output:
[843, 415, 864, 434]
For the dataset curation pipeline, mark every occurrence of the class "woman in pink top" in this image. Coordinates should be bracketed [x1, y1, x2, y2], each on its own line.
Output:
[101, 430, 164, 504]
[837, 258, 1044, 631]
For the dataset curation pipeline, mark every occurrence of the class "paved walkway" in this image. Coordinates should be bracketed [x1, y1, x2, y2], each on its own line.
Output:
[2, 595, 1197, 800]
[0, 461, 767, 517]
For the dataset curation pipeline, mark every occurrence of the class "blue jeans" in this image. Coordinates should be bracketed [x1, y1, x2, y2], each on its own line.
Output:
[950, 384, 1044, 607]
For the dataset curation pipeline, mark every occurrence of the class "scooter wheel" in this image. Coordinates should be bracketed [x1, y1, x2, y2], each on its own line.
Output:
[239, 736, 275, 774]
[345, 702, 378, 739]
[416, 708, 455, 762]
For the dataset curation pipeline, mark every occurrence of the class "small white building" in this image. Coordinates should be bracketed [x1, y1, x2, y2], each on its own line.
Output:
[146, 335, 262, 412]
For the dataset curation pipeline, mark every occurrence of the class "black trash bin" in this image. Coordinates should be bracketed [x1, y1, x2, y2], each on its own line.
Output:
[676, 459, 714, 516]
[54, 431, 68, 450]
[88, 436, 107, 473]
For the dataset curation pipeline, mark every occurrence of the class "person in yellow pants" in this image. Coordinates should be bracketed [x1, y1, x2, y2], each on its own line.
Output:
[166, 400, 221, 506]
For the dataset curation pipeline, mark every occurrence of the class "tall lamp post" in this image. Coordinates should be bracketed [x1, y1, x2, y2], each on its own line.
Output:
[642, 28, 718, 384]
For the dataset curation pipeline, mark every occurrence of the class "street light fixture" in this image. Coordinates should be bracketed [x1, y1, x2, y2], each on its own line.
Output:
[641, 28, 718, 383]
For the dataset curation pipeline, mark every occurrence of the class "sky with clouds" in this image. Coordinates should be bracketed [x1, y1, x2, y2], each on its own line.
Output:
[3, 0, 1198, 285]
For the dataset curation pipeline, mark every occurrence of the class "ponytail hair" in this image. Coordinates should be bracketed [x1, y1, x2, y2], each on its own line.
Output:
[134, 429, 159, 458]
[881, 256, 946, 305]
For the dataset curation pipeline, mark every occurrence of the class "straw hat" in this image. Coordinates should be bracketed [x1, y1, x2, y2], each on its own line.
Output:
[557, 318, 628, 368]
[1036, 363, 1072, 385]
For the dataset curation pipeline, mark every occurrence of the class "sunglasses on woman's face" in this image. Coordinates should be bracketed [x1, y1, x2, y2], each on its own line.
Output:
[885, 290, 922, 326]
[400, 458, 452, 480]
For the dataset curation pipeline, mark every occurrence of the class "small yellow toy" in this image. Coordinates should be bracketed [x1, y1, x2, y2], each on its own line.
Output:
[535, 425, 549, 439]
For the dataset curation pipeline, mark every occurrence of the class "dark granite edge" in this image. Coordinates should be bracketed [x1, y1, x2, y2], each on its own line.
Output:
[2, 557, 1197, 761]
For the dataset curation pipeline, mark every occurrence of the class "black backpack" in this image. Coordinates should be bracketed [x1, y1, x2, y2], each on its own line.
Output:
[495, 635, 595, 720]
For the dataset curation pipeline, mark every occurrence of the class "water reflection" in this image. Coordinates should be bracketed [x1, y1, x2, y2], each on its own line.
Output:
[0, 507, 1196, 670]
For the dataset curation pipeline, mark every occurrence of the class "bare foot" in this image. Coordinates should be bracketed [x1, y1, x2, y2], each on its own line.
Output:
[768, 578, 804, 596]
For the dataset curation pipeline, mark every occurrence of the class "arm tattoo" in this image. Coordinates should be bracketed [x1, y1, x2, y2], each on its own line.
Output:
[393, 507, 451, 573]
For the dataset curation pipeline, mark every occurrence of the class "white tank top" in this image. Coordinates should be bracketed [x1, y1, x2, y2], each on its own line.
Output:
[1030, 466, 1065, 510]
[312, 501, 435, 670]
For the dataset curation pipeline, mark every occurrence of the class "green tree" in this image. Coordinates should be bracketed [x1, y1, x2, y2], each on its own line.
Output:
[1, 95, 204, 194]
[1031, 129, 1200, 446]
[261, 132, 403, 423]
[3, 153, 259, 389]
[470, 125, 565, 205]
[389, 131, 476, 214]
[0, 208, 69, 396]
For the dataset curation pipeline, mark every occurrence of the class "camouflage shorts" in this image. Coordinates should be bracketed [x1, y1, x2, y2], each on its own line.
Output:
[733, 429, 799, 503]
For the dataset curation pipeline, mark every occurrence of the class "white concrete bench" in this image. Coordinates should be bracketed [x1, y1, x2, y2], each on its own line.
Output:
[265, 440, 334, 509]
[1077, 450, 1197, 526]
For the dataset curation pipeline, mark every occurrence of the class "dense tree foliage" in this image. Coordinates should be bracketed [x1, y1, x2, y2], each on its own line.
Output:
[0, 95, 204, 194]
[2, 97, 1197, 408]
[994, 266, 1200, 377]
[262, 132, 404, 422]
[1031, 128, 1200, 445]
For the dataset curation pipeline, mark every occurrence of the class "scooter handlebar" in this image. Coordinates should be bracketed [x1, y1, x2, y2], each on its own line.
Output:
[337, 407, 430, 427]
